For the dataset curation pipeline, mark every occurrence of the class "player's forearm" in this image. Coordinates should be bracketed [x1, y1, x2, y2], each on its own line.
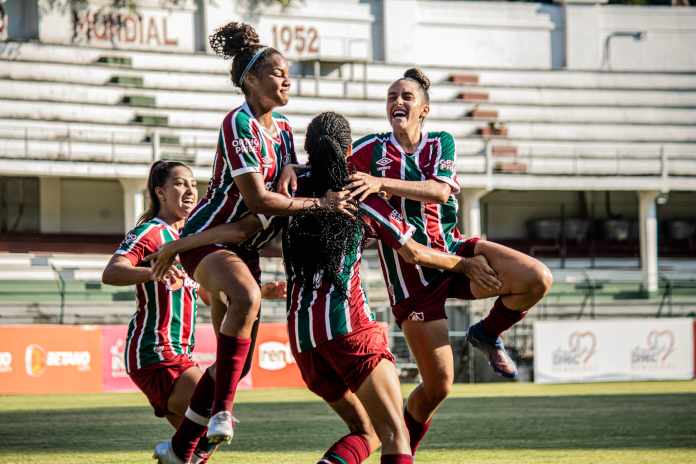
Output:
[102, 261, 153, 286]
[246, 190, 322, 215]
[381, 178, 450, 204]
[397, 240, 466, 272]
[183, 219, 262, 249]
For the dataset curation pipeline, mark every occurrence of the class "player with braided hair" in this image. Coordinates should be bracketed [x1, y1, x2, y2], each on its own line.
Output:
[332, 67, 553, 455]
[150, 111, 491, 464]
[285, 111, 501, 464]
[150, 22, 355, 463]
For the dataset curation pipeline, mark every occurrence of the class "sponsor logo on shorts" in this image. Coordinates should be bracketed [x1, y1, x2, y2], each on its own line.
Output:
[408, 312, 425, 322]
[24, 344, 91, 377]
[258, 341, 295, 371]
[0, 352, 12, 373]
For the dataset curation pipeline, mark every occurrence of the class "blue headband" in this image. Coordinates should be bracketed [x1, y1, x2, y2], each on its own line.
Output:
[239, 47, 268, 87]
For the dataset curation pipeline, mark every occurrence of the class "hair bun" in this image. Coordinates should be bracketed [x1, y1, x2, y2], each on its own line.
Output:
[209, 22, 261, 60]
[404, 67, 430, 91]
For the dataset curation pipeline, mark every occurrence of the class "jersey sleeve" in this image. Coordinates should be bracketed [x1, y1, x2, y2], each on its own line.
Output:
[430, 132, 461, 194]
[114, 224, 160, 266]
[349, 134, 378, 174]
[358, 195, 415, 250]
[220, 110, 263, 178]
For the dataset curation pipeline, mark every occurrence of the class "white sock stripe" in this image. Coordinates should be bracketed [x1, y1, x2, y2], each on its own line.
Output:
[185, 407, 209, 426]
[317, 460, 332, 464]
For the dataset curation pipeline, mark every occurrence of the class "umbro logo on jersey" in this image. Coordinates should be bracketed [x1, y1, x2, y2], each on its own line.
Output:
[377, 155, 392, 173]
[376, 156, 392, 167]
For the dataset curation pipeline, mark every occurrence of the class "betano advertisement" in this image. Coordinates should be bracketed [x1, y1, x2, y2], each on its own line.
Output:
[0, 323, 303, 395]
[534, 318, 696, 384]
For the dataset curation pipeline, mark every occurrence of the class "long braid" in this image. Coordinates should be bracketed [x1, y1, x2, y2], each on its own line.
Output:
[285, 112, 365, 292]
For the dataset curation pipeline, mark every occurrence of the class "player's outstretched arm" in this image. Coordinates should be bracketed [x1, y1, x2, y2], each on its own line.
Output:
[144, 214, 263, 281]
[347, 172, 451, 204]
[101, 255, 184, 287]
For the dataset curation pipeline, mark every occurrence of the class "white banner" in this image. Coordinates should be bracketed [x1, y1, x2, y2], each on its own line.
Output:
[534, 318, 695, 384]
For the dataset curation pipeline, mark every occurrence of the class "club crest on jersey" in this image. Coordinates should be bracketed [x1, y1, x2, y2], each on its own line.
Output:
[122, 232, 138, 248]
[389, 210, 403, 222]
[438, 159, 454, 172]
[232, 138, 260, 154]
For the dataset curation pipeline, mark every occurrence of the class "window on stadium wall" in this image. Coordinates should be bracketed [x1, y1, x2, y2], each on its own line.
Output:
[0, 177, 39, 234]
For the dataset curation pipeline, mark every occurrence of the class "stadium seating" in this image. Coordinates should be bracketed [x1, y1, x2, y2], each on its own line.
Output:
[2, 40, 695, 179]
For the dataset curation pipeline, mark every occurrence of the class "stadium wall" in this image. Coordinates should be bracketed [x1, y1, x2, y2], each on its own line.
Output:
[4, 0, 695, 71]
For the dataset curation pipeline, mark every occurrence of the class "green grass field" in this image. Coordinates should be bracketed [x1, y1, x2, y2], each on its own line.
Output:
[1, 381, 695, 464]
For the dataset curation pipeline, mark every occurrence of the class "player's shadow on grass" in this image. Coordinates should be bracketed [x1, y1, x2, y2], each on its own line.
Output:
[0, 393, 694, 454]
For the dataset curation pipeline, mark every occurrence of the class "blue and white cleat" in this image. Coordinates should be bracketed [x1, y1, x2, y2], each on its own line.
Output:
[152, 440, 185, 464]
[206, 410, 238, 445]
[466, 321, 518, 379]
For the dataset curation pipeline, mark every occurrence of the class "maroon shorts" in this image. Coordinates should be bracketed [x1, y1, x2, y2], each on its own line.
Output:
[128, 354, 198, 417]
[392, 237, 480, 326]
[180, 244, 261, 283]
[291, 323, 395, 403]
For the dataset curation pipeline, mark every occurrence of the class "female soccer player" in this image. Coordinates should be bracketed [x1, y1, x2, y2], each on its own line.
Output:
[344, 68, 553, 454]
[157, 22, 354, 458]
[158, 112, 499, 464]
[101, 160, 218, 463]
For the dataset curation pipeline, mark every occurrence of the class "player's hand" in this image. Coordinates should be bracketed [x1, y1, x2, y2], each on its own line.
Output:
[320, 189, 358, 219]
[459, 255, 502, 293]
[278, 165, 298, 197]
[346, 172, 384, 202]
[261, 281, 287, 300]
[144, 241, 181, 281]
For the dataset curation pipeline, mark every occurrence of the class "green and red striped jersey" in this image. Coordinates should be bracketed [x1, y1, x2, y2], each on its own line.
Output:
[350, 131, 464, 306]
[115, 218, 199, 373]
[182, 102, 296, 247]
[284, 184, 415, 353]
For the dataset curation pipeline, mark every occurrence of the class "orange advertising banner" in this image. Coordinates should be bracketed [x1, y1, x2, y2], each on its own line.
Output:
[250, 322, 305, 389]
[0, 325, 102, 394]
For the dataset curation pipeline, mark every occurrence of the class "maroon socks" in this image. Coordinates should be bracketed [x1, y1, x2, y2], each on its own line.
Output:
[381, 455, 413, 464]
[319, 433, 371, 464]
[481, 297, 528, 338]
[404, 407, 431, 455]
[213, 334, 252, 413]
[171, 367, 215, 461]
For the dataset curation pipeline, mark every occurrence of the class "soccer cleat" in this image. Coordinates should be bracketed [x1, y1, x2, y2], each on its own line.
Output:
[206, 411, 238, 445]
[152, 440, 186, 464]
[466, 321, 518, 379]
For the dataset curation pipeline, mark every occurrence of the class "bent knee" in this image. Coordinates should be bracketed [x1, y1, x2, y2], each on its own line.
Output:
[225, 285, 262, 314]
[532, 263, 553, 298]
[424, 379, 452, 405]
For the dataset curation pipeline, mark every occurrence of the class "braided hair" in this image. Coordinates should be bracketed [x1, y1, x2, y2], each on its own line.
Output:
[285, 112, 365, 292]
[208, 22, 281, 92]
